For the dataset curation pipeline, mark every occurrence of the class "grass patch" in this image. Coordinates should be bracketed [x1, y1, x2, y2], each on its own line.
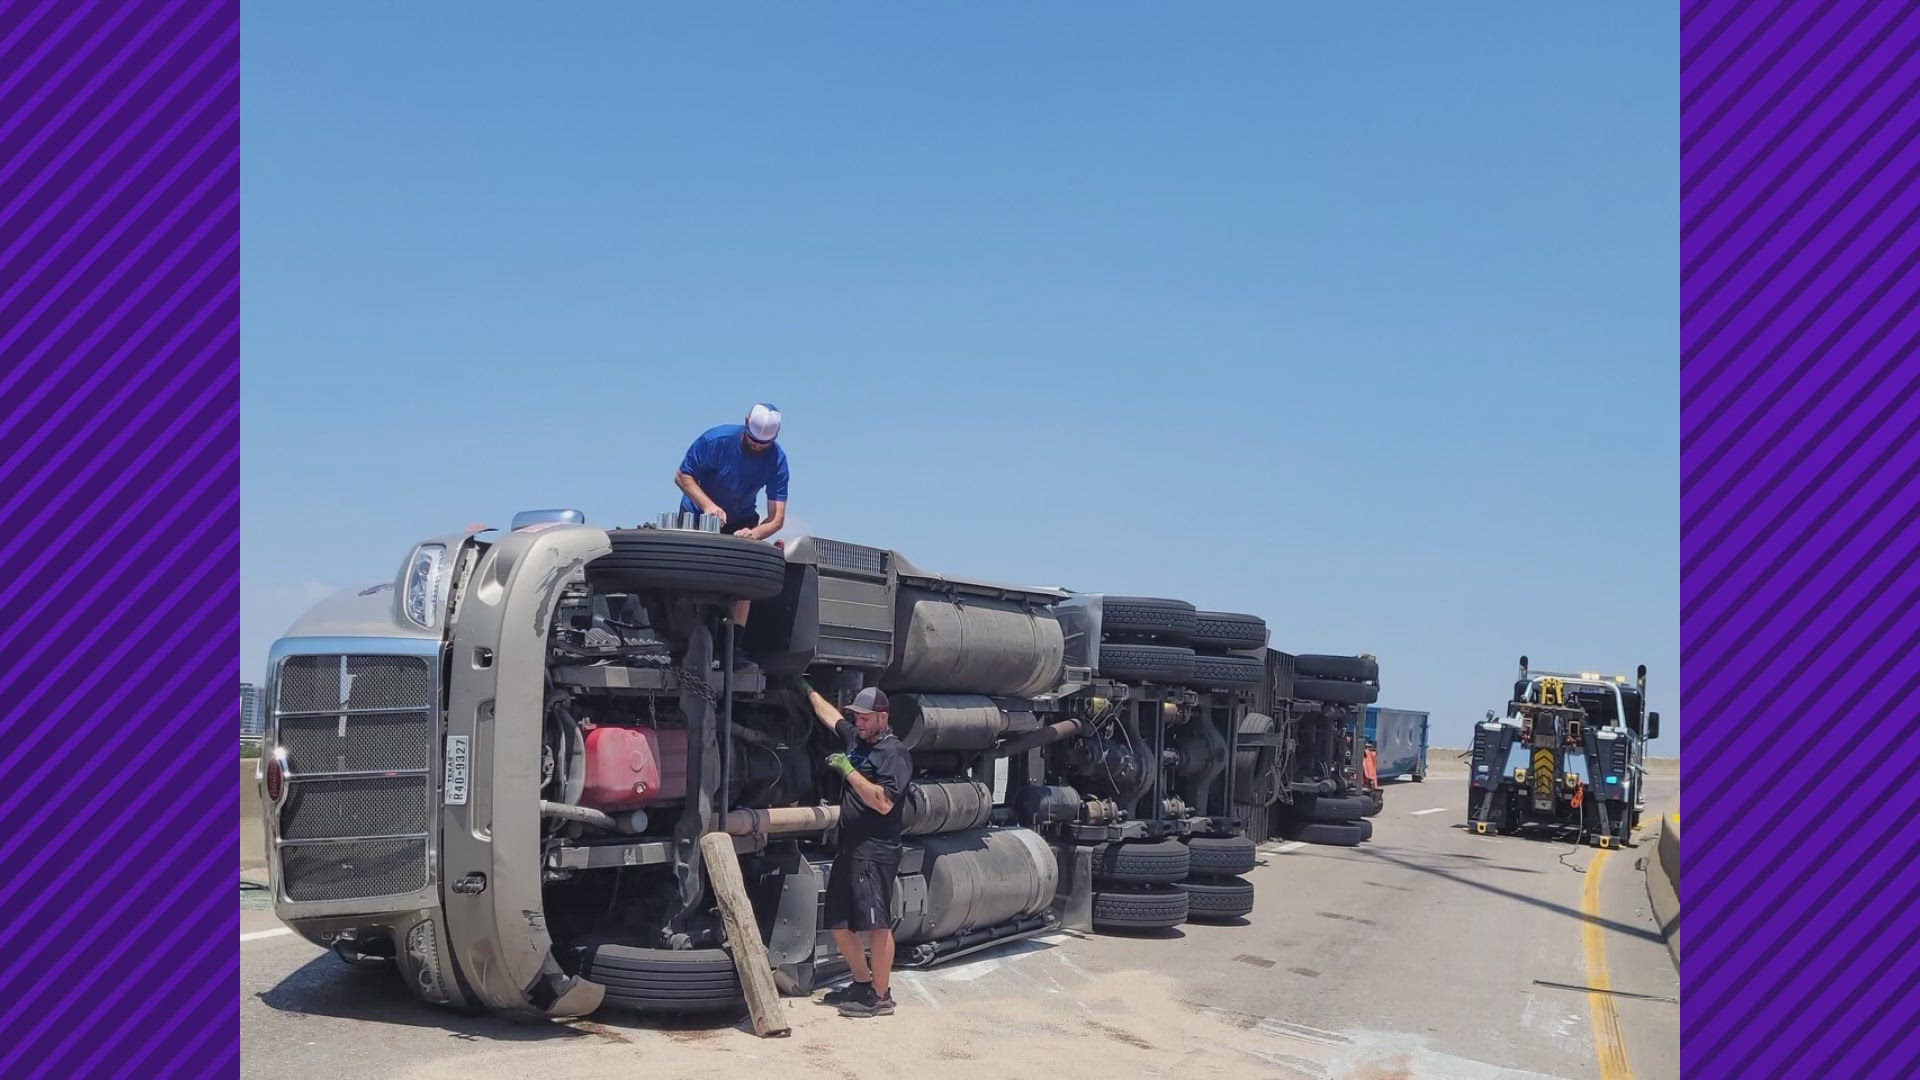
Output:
[240, 743, 262, 759]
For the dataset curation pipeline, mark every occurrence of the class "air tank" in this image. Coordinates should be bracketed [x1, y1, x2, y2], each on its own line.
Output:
[894, 828, 1058, 945]
[886, 587, 1064, 697]
[902, 778, 993, 836]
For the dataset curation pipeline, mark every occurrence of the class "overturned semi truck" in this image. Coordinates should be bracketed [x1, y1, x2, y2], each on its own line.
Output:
[257, 516, 1367, 1016]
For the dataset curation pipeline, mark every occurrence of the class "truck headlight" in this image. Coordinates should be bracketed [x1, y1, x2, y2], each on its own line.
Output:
[403, 544, 446, 629]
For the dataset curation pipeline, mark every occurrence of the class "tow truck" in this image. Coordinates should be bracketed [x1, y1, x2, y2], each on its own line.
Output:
[1467, 656, 1660, 847]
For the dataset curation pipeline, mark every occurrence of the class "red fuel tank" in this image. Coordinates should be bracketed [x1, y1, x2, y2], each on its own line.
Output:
[580, 726, 688, 810]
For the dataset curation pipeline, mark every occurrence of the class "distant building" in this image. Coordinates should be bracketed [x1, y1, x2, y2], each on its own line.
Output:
[240, 682, 265, 740]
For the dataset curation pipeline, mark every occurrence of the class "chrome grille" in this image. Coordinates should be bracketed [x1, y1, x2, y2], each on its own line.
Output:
[280, 839, 429, 902]
[280, 775, 431, 840]
[278, 655, 431, 713]
[279, 711, 432, 772]
[272, 651, 436, 904]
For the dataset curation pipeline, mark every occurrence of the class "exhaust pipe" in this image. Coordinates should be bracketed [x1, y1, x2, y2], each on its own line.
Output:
[723, 805, 841, 837]
[994, 718, 1085, 758]
[540, 801, 617, 829]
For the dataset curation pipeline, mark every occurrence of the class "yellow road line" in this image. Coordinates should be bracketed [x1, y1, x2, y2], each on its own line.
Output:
[1582, 849, 1634, 1080]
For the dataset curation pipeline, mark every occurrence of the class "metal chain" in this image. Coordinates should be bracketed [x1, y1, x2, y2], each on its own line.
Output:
[674, 667, 721, 708]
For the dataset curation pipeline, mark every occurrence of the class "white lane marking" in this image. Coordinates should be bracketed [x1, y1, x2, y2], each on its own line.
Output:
[1409, 807, 1448, 816]
[934, 939, 1050, 982]
[1267, 841, 1308, 854]
[241, 927, 294, 943]
[1049, 946, 1090, 978]
[895, 972, 942, 1010]
[1007, 965, 1061, 995]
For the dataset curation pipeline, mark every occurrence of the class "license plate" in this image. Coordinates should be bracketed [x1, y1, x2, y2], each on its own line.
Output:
[444, 735, 469, 805]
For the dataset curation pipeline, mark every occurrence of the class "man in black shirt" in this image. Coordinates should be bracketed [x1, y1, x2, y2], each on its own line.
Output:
[801, 682, 911, 1017]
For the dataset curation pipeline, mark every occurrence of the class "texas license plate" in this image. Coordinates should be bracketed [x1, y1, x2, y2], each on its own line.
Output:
[444, 735, 469, 805]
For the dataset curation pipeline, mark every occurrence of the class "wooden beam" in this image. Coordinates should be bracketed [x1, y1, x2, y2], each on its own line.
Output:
[698, 830, 790, 1037]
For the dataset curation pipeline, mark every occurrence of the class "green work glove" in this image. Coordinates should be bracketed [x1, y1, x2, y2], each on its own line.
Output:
[825, 752, 855, 777]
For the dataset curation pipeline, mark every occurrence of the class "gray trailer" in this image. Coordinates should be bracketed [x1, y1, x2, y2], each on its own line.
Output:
[257, 515, 1289, 1016]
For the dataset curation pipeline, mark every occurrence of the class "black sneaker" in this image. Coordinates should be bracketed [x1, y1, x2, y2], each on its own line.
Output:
[837, 985, 895, 1017]
[820, 980, 869, 1006]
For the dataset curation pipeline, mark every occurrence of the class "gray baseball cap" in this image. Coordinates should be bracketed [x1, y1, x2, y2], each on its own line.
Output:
[849, 687, 890, 715]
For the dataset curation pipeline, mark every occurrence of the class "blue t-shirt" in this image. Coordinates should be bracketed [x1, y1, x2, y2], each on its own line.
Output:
[677, 424, 790, 520]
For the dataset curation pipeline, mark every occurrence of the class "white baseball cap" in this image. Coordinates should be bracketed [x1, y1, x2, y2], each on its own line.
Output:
[745, 402, 782, 443]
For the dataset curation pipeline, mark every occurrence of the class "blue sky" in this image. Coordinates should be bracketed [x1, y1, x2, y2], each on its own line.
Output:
[242, 4, 1678, 752]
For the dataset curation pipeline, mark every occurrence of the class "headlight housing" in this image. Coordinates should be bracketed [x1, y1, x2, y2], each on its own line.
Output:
[403, 544, 446, 628]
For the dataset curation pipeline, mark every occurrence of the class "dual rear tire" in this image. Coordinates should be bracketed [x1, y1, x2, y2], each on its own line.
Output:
[1092, 883, 1190, 930]
[1290, 654, 1380, 705]
[1094, 600, 1267, 689]
[1284, 795, 1374, 846]
[1187, 835, 1257, 876]
[1184, 876, 1255, 922]
[1090, 835, 1259, 930]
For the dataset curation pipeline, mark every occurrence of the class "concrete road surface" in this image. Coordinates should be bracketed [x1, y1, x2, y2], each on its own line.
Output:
[241, 769, 1678, 1079]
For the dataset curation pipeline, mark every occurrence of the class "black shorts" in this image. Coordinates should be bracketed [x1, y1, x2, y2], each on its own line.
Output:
[823, 850, 900, 933]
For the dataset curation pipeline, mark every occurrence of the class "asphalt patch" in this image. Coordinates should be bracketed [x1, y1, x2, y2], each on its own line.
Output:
[1084, 1019, 1154, 1051]
[1316, 911, 1378, 926]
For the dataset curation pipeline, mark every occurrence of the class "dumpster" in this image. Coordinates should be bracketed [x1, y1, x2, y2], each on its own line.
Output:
[1364, 706, 1428, 781]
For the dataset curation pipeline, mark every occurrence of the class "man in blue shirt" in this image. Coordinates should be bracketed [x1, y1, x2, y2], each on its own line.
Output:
[674, 403, 789, 625]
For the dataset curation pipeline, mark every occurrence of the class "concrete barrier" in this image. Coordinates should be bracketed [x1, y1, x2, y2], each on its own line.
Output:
[1646, 812, 1680, 966]
[240, 758, 266, 876]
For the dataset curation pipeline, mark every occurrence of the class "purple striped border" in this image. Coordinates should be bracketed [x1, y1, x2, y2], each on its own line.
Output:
[0, 1, 238, 1077]
[2, 0, 1911, 1074]
[1684, 0, 1920, 1077]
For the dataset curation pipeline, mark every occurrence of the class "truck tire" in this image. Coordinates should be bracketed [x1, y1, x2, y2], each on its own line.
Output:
[1289, 821, 1366, 846]
[1092, 884, 1189, 930]
[1098, 596, 1197, 642]
[1183, 876, 1256, 922]
[1293, 654, 1379, 683]
[1232, 712, 1281, 806]
[1090, 838, 1191, 884]
[1185, 653, 1265, 691]
[1364, 791, 1385, 817]
[578, 944, 744, 1013]
[1357, 818, 1374, 841]
[1186, 835, 1258, 876]
[1190, 611, 1268, 650]
[1292, 677, 1379, 705]
[1304, 795, 1373, 822]
[589, 530, 786, 600]
[1096, 643, 1196, 684]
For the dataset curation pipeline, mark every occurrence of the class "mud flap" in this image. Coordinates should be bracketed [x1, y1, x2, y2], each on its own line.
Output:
[1051, 841, 1095, 932]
